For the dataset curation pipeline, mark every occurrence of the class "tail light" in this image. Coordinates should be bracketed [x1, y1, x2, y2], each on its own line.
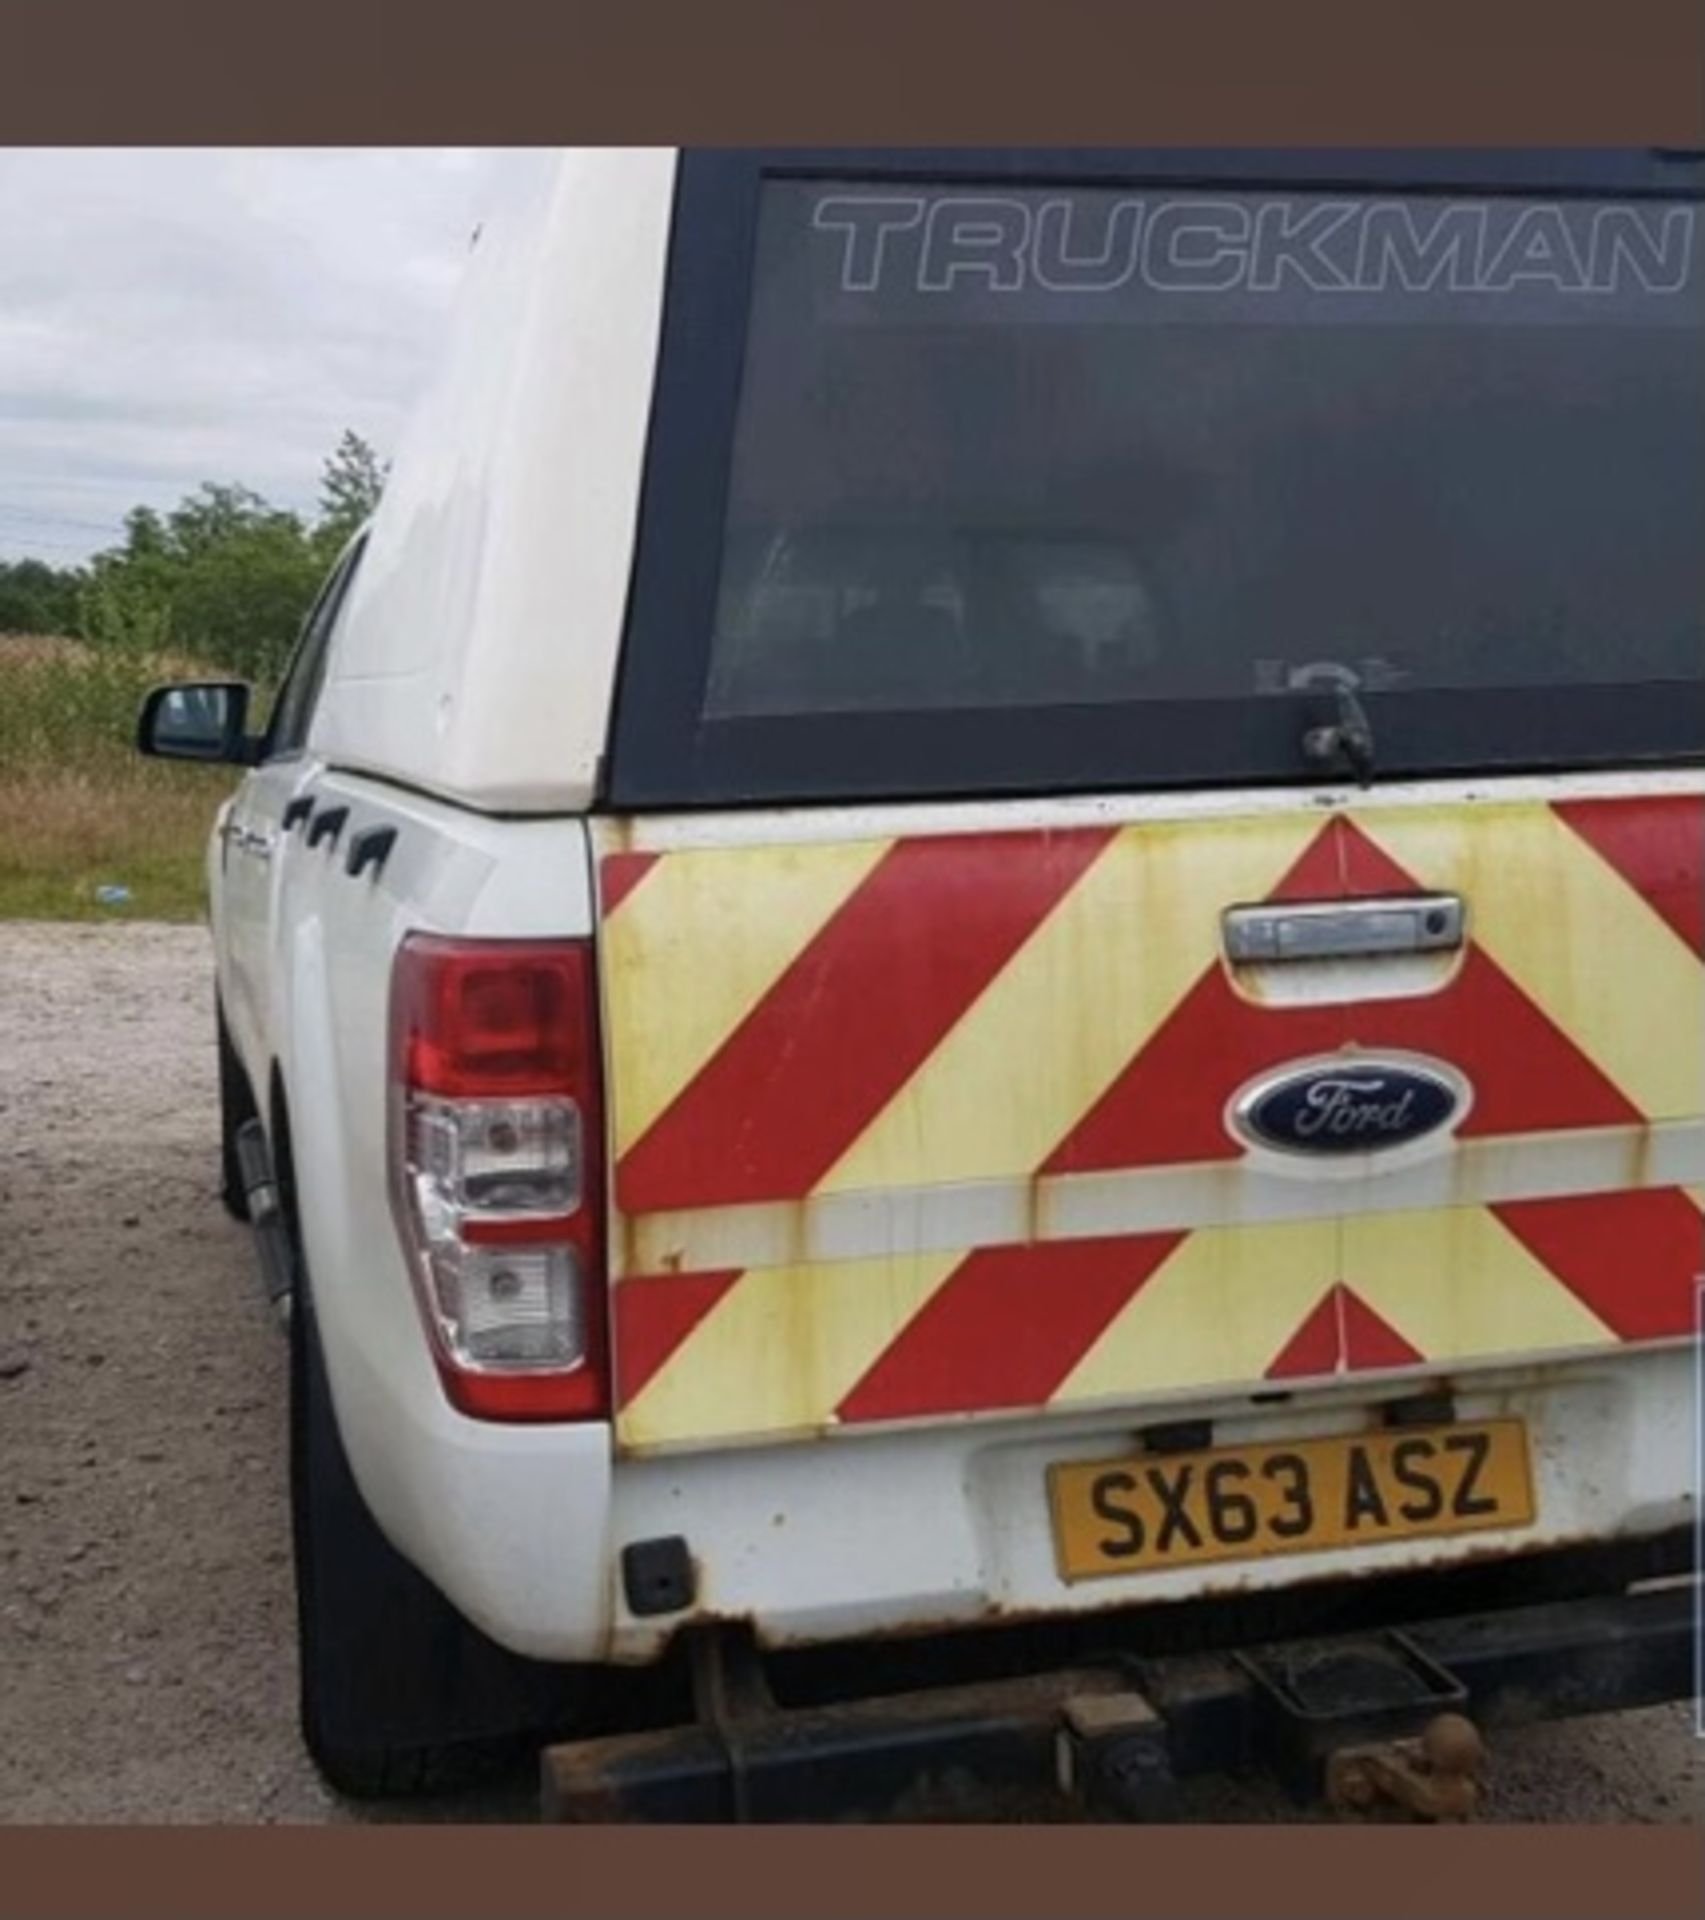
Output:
[388, 934, 607, 1421]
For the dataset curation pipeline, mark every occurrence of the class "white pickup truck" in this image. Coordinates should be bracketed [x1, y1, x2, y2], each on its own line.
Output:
[139, 147, 1704, 1819]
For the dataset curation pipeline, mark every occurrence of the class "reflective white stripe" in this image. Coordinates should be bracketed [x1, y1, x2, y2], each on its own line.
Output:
[607, 766, 1705, 856]
[623, 1116, 1705, 1276]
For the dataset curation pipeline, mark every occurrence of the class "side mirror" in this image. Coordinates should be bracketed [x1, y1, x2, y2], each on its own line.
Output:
[136, 681, 256, 765]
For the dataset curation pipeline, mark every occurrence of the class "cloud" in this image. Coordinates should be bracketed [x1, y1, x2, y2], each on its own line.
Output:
[0, 148, 506, 562]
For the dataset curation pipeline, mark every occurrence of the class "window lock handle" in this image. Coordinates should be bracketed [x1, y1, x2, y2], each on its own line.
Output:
[1302, 684, 1376, 786]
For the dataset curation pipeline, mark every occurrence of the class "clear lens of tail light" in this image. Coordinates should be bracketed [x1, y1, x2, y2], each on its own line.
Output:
[409, 1095, 583, 1214]
[428, 1242, 585, 1367]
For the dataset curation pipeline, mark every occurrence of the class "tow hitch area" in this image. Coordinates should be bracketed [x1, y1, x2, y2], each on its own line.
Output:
[539, 1582, 1695, 1822]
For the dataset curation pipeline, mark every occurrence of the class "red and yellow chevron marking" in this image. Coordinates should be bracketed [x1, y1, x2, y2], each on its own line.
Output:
[599, 790, 1705, 1454]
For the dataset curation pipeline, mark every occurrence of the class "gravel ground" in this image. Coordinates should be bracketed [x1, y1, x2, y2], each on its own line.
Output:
[1, 920, 1700, 1824]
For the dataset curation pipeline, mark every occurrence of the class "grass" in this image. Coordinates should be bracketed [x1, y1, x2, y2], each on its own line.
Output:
[0, 634, 242, 922]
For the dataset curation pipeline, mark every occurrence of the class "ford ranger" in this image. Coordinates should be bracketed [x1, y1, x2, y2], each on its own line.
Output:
[138, 147, 1704, 1818]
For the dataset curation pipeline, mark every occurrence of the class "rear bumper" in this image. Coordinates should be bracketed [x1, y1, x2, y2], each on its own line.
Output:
[329, 1327, 1695, 1664]
[541, 1549, 1701, 1821]
[600, 1348, 1695, 1662]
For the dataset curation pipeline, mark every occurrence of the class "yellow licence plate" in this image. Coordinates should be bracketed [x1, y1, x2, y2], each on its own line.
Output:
[1049, 1420, 1534, 1582]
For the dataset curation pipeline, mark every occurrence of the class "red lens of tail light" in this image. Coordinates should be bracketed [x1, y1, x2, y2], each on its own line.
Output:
[400, 942, 593, 1098]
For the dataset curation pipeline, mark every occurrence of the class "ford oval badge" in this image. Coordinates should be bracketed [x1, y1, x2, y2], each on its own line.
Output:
[1231, 1055, 1466, 1157]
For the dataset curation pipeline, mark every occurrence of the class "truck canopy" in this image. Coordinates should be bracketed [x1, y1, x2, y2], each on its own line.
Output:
[611, 150, 1705, 806]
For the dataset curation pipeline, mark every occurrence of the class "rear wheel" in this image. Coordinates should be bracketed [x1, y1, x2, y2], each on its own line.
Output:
[281, 1109, 589, 1797]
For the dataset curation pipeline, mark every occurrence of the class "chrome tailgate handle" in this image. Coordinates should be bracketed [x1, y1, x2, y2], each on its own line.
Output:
[1223, 895, 1464, 964]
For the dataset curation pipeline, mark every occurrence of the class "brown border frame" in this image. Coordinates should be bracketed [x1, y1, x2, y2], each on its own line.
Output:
[2, 0, 1701, 1914]
[2, 0, 1703, 142]
[3, 1827, 1705, 1918]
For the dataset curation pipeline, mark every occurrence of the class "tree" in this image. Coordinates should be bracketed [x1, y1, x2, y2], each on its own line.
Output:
[0, 557, 83, 636]
[119, 505, 167, 559]
[316, 430, 388, 553]
[57, 432, 391, 679]
[165, 505, 325, 681]
[79, 481, 323, 678]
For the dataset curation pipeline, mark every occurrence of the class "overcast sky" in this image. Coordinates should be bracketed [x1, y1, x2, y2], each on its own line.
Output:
[0, 149, 510, 565]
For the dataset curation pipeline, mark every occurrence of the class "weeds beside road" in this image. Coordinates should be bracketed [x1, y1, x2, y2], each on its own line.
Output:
[0, 634, 235, 921]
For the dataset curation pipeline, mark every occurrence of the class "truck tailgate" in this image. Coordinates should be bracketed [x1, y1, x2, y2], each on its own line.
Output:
[594, 780, 1702, 1456]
